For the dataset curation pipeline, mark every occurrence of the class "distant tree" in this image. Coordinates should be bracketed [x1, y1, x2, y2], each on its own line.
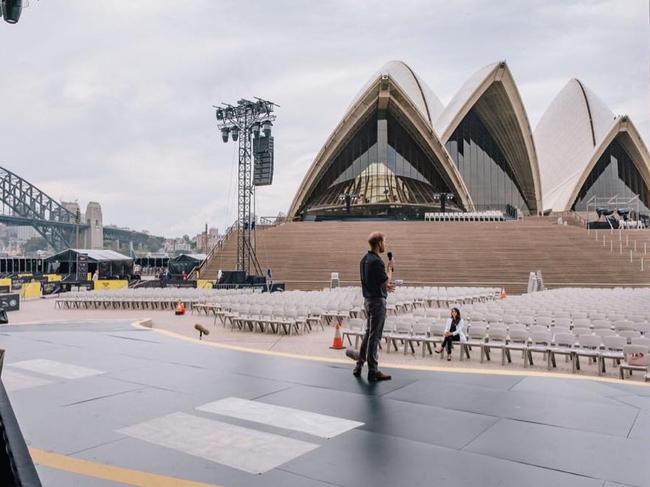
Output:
[182, 234, 191, 243]
[143, 237, 164, 253]
[23, 237, 49, 253]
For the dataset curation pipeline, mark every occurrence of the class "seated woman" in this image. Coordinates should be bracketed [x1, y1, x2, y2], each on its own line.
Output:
[435, 307, 466, 361]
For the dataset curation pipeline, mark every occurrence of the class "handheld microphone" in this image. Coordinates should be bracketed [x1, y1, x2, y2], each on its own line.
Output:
[387, 252, 393, 261]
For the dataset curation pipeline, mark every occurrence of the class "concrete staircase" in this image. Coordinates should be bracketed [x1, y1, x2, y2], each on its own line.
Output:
[200, 218, 650, 294]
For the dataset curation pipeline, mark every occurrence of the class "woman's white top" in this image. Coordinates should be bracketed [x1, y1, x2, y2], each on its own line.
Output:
[444, 318, 466, 342]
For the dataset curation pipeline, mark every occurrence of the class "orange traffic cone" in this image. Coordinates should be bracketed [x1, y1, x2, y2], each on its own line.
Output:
[500, 288, 507, 300]
[329, 322, 345, 350]
[175, 301, 186, 315]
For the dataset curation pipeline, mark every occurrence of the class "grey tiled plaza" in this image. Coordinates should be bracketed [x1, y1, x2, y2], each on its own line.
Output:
[1, 319, 649, 486]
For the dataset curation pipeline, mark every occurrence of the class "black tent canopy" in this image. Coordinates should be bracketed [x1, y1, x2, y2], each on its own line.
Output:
[168, 253, 206, 276]
[45, 249, 133, 279]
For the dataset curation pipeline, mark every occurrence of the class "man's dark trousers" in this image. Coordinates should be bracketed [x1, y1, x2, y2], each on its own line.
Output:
[357, 297, 386, 374]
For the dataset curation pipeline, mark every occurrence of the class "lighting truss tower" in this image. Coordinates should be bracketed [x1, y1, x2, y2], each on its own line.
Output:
[214, 98, 277, 275]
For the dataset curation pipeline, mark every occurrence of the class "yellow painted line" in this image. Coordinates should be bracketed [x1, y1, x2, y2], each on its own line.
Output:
[30, 448, 223, 487]
[132, 321, 650, 388]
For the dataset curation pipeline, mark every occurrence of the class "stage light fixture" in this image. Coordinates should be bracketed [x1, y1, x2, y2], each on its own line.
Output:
[221, 127, 230, 143]
[262, 120, 272, 138]
[1, 0, 22, 24]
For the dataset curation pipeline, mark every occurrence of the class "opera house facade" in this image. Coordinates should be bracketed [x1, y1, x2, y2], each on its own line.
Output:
[288, 61, 650, 220]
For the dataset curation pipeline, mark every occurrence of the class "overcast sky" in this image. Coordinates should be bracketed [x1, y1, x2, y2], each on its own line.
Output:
[1, 0, 648, 237]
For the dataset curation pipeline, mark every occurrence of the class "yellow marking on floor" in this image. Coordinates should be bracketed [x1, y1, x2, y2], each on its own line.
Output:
[134, 321, 650, 388]
[30, 448, 223, 487]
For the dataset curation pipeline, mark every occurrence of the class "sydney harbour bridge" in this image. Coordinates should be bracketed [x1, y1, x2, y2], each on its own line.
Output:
[0, 166, 162, 252]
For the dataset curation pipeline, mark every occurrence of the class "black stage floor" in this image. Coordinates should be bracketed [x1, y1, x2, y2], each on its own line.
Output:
[1, 320, 649, 487]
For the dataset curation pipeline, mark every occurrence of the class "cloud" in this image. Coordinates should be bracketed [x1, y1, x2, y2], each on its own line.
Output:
[0, 0, 648, 237]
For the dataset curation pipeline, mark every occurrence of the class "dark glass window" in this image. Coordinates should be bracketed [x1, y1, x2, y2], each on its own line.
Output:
[572, 139, 650, 213]
[445, 109, 530, 214]
[301, 109, 458, 217]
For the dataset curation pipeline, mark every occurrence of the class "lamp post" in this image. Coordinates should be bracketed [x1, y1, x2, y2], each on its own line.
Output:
[214, 98, 277, 274]
[433, 192, 455, 213]
[338, 192, 358, 215]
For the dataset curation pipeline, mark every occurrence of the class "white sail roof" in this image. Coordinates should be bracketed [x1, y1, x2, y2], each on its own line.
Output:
[434, 62, 541, 212]
[434, 62, 500, 139]
[535, 79, 617, 211]
[348, 60, 444, 127]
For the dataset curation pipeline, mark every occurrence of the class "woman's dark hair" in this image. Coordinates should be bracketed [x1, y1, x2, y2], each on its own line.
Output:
[451, 307, 461, 324]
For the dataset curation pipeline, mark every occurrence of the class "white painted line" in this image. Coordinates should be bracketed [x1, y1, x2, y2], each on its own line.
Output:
[2, 370, 53, 392]
[197, 397, 364, 439]
[118, 412, 318, 475]
[7, 359, 104, 379]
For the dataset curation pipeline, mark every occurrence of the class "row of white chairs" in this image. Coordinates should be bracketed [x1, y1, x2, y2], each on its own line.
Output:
[424, 211, 505, 222]
[55, 288, 253, 310]
[343, 318, 649, 380]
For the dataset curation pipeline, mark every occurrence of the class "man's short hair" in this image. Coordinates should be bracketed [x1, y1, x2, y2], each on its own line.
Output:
[368, 231, 384, 248]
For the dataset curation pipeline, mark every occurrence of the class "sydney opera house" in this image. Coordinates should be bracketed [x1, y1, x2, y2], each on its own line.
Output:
[288, 61, 650, 220]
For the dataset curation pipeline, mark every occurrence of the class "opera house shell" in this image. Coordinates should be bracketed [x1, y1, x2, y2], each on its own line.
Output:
[535, 79, 650, 214]
[288, 61, 650, 220]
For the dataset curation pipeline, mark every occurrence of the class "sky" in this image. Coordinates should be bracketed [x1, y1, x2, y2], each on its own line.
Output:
[0, 0, 648, 237]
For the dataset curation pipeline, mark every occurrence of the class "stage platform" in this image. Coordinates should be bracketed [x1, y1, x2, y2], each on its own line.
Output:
[1, 320, 649, 487]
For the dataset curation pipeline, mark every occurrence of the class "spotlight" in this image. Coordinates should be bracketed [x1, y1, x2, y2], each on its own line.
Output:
[216, 109, 224, 120]
[220, 127, 230, 143]
[1, 0, 22, 24]
[231, 126, 239, 142]
[252, 122, 260, 138]
[262, 120, 272, 138]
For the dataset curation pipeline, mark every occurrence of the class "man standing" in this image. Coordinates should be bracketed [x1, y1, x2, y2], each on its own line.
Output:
[354, 231, 394, 382]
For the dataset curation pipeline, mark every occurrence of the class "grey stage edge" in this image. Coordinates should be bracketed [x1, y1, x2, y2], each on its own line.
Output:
[1, 320, 649, 487]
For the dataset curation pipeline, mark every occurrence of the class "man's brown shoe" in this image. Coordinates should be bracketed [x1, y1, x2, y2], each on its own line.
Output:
[368, 371, 392, 382]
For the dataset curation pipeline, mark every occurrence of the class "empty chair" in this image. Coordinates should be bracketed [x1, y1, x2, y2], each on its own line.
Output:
[593, 328, 616, 337]
[405, 320, 431, 355]
[572, 327, 592, 337]
[635, 323, 650, 335]
[457, 324, 486, 362]
[527, 331, 554, 369]
[385, 318, 413, 353]
[549, 333, 577, 371]
[572, 318, 592, 329]
[591, 319, 610, 329]
[504, 329, 529, 367]
[554, 317, 572, 328]
[631, 337, 650, 348]
[618, 330, 641, 343]
[485, 315, 502, 326]
[529, 325, 549, 334]
[519, 316, 535, 327]
[502, 316, 519, 326]
[619, 345, 649, 380]
[600, 336, 627, 374]
[574, 335, 603, 375]
[614, 320, 635, 332]
[536, 316, 553, 328]
[552, 326, 571, 336]
[482, 327, 508, 364]
[343, 318, 366, 348]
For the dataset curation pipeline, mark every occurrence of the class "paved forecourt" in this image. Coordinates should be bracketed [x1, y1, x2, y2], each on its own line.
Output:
[1, 319, 649, 487]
